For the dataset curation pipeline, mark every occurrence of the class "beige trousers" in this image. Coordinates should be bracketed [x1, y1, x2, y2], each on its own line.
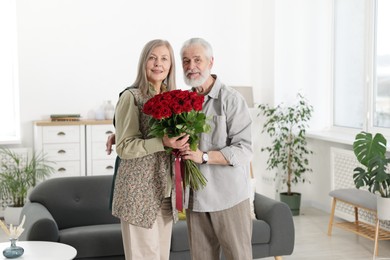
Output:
[121, 198, 173, 260]
[186, 198, 253, 260]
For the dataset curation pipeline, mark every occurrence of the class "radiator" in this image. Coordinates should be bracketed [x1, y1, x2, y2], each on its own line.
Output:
[0, 148, 30, 215]
[331, 147, 390, 229]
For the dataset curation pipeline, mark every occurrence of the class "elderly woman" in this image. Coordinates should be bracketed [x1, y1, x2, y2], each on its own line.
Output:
[112, 39, 189, 260]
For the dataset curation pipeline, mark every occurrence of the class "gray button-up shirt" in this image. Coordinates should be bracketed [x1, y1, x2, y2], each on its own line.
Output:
[186, 75, 253, 212]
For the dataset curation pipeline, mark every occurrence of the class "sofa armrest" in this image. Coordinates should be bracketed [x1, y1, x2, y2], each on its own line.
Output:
[19, 201, 59, 242]
[254, 193, 295, 256]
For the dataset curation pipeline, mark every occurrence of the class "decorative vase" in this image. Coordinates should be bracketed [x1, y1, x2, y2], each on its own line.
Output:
[3, 238, 24, 259]
[95, 106, 105, 120]
[104, 100, 115, 120]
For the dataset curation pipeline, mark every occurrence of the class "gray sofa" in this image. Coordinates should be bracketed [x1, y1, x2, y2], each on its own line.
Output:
[20, 175, 294, 260]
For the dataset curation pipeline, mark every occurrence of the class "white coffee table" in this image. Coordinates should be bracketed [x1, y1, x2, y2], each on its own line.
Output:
[0, 241, 77, 260]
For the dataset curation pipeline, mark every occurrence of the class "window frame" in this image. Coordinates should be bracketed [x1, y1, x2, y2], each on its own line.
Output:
[0, 0, 20, 144]
[331, 0, 390, 137]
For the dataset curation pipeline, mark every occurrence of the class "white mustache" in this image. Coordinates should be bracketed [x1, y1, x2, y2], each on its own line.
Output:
[185, 70, 201, 76]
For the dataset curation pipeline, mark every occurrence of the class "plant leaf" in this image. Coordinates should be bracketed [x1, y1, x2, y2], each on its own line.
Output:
[353, 131, 387, 167]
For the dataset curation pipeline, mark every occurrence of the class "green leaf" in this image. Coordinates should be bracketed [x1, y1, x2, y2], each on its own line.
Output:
[353, 132, 387, 167]
[353, 167, 370, 189]
[352, 132, 390, 197]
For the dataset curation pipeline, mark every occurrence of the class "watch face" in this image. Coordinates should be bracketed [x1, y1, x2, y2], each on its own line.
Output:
[202, 152, 209, 163]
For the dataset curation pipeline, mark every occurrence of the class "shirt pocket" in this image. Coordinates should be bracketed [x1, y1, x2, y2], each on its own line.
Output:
[202, 115, 228, 148]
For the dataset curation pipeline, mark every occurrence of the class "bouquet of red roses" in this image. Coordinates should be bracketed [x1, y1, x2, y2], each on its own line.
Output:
[143, 89, 210, 190]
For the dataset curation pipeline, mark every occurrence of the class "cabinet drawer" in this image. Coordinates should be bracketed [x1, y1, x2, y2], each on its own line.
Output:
[91, 125, 115, 142]
[43, 126, 80, 143]
[91, 160, 116, 175]
[51, 161, 82, 178]
[43, 143, 80, 161]
[92, 142, 117, 160]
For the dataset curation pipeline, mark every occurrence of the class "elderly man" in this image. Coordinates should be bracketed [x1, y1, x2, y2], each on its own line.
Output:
[179, 38, 253, 260]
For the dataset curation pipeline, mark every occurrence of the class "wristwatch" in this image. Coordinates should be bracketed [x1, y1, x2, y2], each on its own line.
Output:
[202, 152, 209, 164]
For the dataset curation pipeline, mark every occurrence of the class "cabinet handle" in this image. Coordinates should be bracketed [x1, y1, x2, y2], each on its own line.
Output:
[58, 150, 66, 154]
[58, 167, 66, 172]
[57, 132, 66, 136]
[105, 130, 113, 135]
[105, 165, 114, 170]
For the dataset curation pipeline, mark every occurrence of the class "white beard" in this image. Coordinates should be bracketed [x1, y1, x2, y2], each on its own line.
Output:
[184, 69, 211, 87]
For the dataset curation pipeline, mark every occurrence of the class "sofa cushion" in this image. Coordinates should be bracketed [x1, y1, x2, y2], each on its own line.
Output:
[329, 188, 377, 211]
[29, 176, 120, 229]
[59, 223, 123, 258]
[252, 219, 270, 244]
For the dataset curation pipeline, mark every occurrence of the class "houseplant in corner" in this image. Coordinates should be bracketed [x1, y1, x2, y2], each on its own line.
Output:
[258, 93, 314, 215]
[0, 147, 55, 225]
[353, 131, 390, 220]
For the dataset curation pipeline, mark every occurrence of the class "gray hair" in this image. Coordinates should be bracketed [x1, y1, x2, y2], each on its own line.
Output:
[180, 38, 213, 60]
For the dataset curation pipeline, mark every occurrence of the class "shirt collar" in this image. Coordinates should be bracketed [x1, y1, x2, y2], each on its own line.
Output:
[207, 74, 221, 99]
[191, 74, 220, 99]
[148, 82, 168, 95]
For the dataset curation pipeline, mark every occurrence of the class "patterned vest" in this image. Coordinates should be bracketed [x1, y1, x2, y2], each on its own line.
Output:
[112, 88, 178, 228]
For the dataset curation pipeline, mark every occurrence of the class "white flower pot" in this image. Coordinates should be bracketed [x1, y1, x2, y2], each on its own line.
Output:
[4, 206, 23, 225]
[377, 196, 390, 220]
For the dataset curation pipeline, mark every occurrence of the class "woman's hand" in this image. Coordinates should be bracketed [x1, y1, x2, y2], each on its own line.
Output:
[162, 134, 190, 150]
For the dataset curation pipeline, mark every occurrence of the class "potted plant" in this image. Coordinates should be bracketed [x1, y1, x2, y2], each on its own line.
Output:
[258, 93, 314, 215]
[353, 131, 390, 220]
[0, 147, 55, 224]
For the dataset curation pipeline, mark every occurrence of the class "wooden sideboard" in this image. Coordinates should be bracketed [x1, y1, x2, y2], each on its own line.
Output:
[33, 120, 116, 177]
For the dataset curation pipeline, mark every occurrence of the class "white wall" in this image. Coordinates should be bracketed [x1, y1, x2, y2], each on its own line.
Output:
[250, 0, 334, 206]
[14, 0, 338, 212]
[16, 0, 252, 148]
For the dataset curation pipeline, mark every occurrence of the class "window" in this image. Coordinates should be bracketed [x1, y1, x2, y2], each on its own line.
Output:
[374, 0, 390, 128]
[333, 0, 365, 129]
[0, 0, 20, 144]
[333, 0, 390, 133]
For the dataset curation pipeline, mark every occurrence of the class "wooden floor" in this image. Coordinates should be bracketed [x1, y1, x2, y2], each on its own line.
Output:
[1, 207, 389, 259]
[259, 207, 390, 260]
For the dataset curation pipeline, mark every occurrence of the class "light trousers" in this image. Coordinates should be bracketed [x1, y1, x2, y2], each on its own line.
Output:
[186, 198, 253, 260]
[121, 198, 173, 260]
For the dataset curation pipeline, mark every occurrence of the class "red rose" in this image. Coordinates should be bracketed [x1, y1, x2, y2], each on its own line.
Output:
[182, 100, 193, 113]
[176, 90, 188, 100]
[143, 101, 154, 115]
[171, 103, 183, 114]
[162, 93, 173, 102]
[160, 106, 172, 118]
[192, 99, 203, 111]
